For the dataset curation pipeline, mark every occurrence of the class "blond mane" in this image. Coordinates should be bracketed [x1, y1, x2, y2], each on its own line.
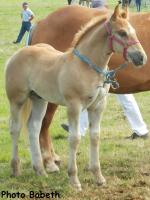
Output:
[71, 14, 108, 48]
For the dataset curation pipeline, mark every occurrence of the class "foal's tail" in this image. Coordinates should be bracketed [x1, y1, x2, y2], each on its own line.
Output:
[21, 98, 32, 135]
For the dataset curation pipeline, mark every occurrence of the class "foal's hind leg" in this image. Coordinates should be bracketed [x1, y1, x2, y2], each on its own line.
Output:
[40, 103, 60, 173]
[88, 98, 107, 186]
[10, 103, 22, 176]
[28, 96, 48, 176]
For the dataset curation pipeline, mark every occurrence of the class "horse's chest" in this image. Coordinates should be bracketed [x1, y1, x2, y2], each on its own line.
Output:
[85, 86, 106, 107]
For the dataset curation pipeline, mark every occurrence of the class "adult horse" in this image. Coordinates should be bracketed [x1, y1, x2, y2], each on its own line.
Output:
[30, 5, 150, 172]
[6, 4, 146, 190]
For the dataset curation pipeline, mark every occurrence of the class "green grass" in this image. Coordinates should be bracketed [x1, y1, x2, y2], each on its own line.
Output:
[0, 0, 150, 200]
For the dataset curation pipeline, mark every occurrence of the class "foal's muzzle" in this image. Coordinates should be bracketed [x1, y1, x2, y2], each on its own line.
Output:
[128, 51, 147, 67]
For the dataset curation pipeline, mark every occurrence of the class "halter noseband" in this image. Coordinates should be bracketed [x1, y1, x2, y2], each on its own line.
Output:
[104, 22, 139, 60]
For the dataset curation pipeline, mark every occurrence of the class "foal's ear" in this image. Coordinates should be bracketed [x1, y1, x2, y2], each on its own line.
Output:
[122, 4, 129, 19]
[110, 3, 121, 21]
[110, 3, 129, 21]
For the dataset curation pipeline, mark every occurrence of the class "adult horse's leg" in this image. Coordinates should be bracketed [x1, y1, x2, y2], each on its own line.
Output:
[67, 100, 82, 191]
[28, 96, 48, 176]
[10, 103, 22, 176]
[87, 97, 107, 186]
[39, 103, 60, 173]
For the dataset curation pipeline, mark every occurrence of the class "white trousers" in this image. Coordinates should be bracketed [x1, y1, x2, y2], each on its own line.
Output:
[79, 94, 148, 136]
[116, 94, 148, 136]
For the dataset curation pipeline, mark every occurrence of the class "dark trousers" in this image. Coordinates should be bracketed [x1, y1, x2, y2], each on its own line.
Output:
[16, 21, 31, 43]
[68, 0, 72, 4]
[136, 0, 141, 11]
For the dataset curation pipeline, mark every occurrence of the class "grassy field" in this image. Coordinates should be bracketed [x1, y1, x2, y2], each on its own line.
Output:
[0, 0, 150, 199]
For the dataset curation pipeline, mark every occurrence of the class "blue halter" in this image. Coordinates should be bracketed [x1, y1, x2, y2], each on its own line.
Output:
[73, 48, 128, 89]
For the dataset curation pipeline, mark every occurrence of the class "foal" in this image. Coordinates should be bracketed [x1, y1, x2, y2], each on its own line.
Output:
[5, 4, 147, 191]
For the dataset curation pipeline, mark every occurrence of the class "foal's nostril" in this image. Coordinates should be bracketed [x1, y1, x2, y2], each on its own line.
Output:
[138, 52, 143, 63]
[128, 51, 144, 66]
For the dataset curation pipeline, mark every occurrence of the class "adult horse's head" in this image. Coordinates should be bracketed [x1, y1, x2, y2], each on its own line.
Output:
[106, 3, 147, 67]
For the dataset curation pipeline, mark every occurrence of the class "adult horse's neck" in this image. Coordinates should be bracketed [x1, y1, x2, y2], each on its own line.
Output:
[74, 19, 112, 70]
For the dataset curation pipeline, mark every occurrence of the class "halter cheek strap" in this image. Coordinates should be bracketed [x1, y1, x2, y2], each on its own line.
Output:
[104, 22, 139, 60]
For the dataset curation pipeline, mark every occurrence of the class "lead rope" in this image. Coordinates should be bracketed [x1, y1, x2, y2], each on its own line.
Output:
[73, 48, 128, 90]
[98, 62, 128, 101]
[104, 62, 128, 89]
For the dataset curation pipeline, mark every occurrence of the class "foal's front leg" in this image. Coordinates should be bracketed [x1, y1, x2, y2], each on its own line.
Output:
[88, 98, 107, 186]
[67, 101, 82, 191]
[28, 96, 48, 176]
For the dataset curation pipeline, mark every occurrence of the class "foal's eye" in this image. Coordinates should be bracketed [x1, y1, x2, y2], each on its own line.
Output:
[117, 30, 128, 37]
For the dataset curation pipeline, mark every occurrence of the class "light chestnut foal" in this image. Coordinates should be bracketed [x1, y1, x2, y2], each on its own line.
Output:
[5, 4, 147, 191]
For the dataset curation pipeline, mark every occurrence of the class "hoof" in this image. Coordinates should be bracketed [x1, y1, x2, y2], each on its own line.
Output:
[37, 170, 48, 177]
[53, 153, 61, 166]
[75, 184, 82, 192]
[69, 176, 82, 192]
[96, 176, 106, 186]
[45, 161, 60, 173]
[70, 182, 82, 192]
[33, 166, 48, 177]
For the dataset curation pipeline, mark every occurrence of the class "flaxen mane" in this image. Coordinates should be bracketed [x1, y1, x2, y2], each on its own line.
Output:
[71, 14, 108, 48]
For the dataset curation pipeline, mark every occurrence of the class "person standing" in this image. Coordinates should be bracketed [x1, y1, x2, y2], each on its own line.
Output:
[135, 0, 141, 12]
[13, 2, 34, 44]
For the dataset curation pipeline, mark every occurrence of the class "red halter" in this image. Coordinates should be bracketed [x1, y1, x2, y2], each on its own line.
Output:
[104, 22, 139, 60]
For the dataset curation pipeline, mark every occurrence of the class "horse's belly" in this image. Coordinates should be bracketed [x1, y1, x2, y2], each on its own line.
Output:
[46, 95, 66, 106]
[33, 88, 66, 106]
